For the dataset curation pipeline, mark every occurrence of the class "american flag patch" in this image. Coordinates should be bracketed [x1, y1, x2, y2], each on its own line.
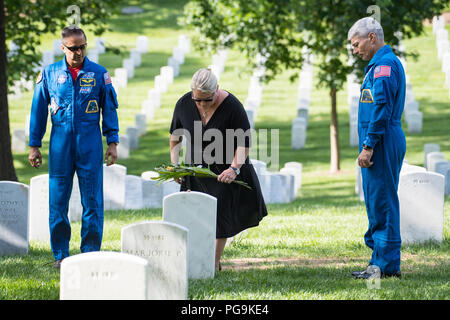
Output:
[104, 72, 112, 85]
[374, 65, 391, 78]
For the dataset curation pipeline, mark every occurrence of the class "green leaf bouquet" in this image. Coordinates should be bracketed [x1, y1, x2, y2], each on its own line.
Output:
[152, 163, 252, 190]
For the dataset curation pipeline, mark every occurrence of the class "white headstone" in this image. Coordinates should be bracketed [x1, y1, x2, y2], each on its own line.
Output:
[154, 75, 168, 94]
[291, 117, 307, 149]
[135, 113, 147, 136]
[87, 49, 99, 64]
[168, 57, 180, 77]
[434, 161, 450, 195]
[124, 175, 143, 210]
[12, 129, 27, 153]
[424, 144, 440, 168]
[427, 152, 445, 172]
[141, 100, 155, 120]
[29, 174, 50, 242]
[163, 192, 217, 279]
[407, 111, 422, 133]
[400, 162, 426, 176]
[281, 162, 302, 194]
[130, 49, 141, 67]
[95, 38, 105, 54]
[178, 35, 190, 54]
[258, 172, 272, 203]
[114, 68, 128, 88]
[121, 221, 188, 299]
[162, 180, 180, 198]
[172, 47, 185, 64]
[117, 134, 130, 159]
[141, 171, 163, 208]
[0, 181, 29, 255]
[103, 164, 126, 210]
[147, 89, 162, 108]
[269, 173, 291, 203]
[160, 66, 174, 85]
[60, 251, 152, 300]
[297, 108, 309, 127]
[126, 126, 139, 150]
[398, 172, 444, 244]
[136, 36, 148, 53]
[122, 58, 135, 78]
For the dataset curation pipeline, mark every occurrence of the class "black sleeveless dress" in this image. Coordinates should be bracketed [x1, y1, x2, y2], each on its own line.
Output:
[169, 91, 268, 238]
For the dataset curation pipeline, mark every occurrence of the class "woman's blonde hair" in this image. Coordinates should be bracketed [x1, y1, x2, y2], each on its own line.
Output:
[190, 68, 218, 93]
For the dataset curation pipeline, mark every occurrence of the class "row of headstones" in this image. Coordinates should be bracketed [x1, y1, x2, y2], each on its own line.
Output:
[243, 55, 267, 129]
[252, 160, 302, 204]
[61, 191, 218, 299]
[113, 35, 190, 159]
[397, 42, 424, 134]
[292, 60, 313, 149]
[355, 143, 448, 244]
[292, 50, 314, 150]
[432, 16, 450, 93]
[0, 178, 218, 299]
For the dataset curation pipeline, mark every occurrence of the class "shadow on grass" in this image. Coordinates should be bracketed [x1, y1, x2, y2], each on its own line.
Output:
[189, 259, 449, 299]
[110, 0, 190, 33]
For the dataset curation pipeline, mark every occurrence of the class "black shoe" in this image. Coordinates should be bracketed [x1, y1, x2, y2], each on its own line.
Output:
[351, 265, 371, 278]
[381, 271, 402, 279]
[352, 265, 381, 280]
[53, 259, 64, 269]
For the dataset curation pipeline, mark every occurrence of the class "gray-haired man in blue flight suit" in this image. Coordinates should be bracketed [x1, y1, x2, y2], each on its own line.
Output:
[28, 27, 119, 268]
[348, 17, 406, 279]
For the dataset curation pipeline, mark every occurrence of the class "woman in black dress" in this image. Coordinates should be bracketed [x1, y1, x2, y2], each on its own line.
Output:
[169, 68, 267, 271]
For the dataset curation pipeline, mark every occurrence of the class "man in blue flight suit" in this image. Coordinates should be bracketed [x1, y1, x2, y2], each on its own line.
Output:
[28, 27, 119, 268]
[347, 17, 406, 279]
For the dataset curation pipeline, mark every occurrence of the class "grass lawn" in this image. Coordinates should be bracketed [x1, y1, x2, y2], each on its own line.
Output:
[1, 1, 449, 300]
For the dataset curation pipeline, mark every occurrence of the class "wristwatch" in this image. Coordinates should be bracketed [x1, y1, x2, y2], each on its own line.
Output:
[230, 166, 240, 175]
[363, 144, 372, 151]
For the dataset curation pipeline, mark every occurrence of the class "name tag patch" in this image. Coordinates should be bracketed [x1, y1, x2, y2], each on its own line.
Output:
[86, 100, 99, 113]
[80, 78, 96, 87]
[360, 89, 374, 103]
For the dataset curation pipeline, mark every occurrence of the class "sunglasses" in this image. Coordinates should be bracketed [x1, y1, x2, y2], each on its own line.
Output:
[192, 93, 215, 102]
[63, 43, 87, 52]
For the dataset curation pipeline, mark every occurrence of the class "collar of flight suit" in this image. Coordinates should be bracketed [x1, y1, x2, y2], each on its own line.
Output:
[62, 56, 92, 79]
[364, 45, 393, 75]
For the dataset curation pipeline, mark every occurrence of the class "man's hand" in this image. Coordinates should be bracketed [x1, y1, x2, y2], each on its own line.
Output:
[28, 147, 42, 169]
[105, 143, 118, 166]
[217, 167, 237, 184]
[358, 148, 374, 168]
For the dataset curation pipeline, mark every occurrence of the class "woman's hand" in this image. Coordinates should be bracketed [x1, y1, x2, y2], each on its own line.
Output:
[217, 167, 237, 184]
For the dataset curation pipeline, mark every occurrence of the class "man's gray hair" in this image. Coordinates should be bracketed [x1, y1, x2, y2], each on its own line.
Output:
[191, 68, 218, 93]
[347, 17, 384, 42]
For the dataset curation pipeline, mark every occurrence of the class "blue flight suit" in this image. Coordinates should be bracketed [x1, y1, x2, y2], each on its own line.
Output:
[358, 45, 406, 275]
[29, 57, 119, 260]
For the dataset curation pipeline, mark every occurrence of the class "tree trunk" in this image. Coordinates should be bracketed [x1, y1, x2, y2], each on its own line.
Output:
[0, 0, 18, 181]
[330, 88, 340, 173]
